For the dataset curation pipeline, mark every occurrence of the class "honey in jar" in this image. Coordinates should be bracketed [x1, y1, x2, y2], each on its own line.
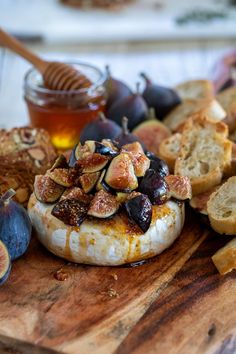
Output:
[24, 62, 107, 150]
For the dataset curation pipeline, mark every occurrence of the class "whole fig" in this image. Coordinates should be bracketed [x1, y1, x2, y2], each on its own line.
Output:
[0, 189, 32, 260]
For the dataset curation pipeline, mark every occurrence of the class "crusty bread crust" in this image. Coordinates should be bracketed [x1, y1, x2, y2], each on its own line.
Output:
[175, 79, 214, 100]
[163, 99, 226, 132]
[207, 176, 236, 235]
[174, 115, 232, 196]
[159, 133, 181, 172]
[217, 87, 236, 132]
[212, 237, 236, 274]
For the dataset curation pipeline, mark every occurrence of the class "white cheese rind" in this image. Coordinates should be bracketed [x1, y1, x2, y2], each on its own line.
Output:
[28, 195, 185, 266]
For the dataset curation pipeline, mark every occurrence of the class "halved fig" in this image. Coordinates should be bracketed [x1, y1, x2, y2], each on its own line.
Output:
[146, 151, 169, 177]
[96, 170, 106, 191]
[104, 153, 138, 191]
[79, 171, 100, 193]
[61, 187, 92, 205]
[47, 168, 74, 187]
[78, 153, 109, 173]
[88, 190, 120, 218]
[122, 142, 150, 177]
[50, 155, 68, 171]
[125, 194, 152, 232]
[165, 175, 192, 200]
[52, 198, 88, 226]
[34, 175, 64, 203]
[139, 169, 169, 205]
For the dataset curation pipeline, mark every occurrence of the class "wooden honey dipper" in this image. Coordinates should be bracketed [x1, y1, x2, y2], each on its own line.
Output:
[0, 28, 92, 91]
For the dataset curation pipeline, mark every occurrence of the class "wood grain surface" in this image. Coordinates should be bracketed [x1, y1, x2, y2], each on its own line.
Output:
[0, 210, 235, 354]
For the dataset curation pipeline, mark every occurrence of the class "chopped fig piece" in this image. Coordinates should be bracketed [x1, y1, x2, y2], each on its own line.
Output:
[88, 190, 120, 218]
[50, 155, 68, 171]
[61, 187, 92, 205]
[146, 151, 169, 177]
[122, 141, 144, 154]
[52, 199, 88, 226]
[122, 142, 150, 177]
[125, 194, 152, 232]
[116, 191, 141, 203]
[34, 175, 64, 203]
[79, 171, 100, 193]
[96, 170, 106, 191]
[47, 168, 74, 187]
[69, 142, 91, 167]
[116, 192, 130, 203]
[104, 153, 138, 191]
[78, 153, 109, 173]
[94, 141, 118, 157]
[101, 139, 119, 152]
[139, 169, 169, 205]
[165, 175, 192, 200]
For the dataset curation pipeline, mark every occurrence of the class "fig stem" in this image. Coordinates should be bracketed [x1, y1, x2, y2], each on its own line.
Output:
[105, 65, 111, 78]
[140, 72, 152, 85]
[148, 108, 156, 120]
[122, 117, 129, 135]
[136, 82, 141, 94]
[0, 189, 16, 205]
[99, 112, 107, 122]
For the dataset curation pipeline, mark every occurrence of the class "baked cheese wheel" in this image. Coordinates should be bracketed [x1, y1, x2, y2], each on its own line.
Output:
[28, 194, 185, 266]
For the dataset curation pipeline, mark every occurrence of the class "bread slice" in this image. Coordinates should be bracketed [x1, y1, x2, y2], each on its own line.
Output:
[229, 127, 236, 142]
[217, 86, 236, 111]
[189, 185, 220, 215]
[159, 133, 181, 172]
[207, 177, 236, 235]
[163, 99, 226, 132]
[217, 87, 236, 132]
[212, 237, 236, 275]
[175, 79, 214, 100]
[174, 115, 232, 195]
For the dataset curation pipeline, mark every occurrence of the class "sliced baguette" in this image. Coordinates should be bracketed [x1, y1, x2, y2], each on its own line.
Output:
[212, 237, 236, 275]
[163, 98, 226, 132]
[207, 177, 236, 235]
[159, 133, 181, 172]
[175, 79, 214, 100]
[217, 87, 236, 132]
[174, 115, 232, 196]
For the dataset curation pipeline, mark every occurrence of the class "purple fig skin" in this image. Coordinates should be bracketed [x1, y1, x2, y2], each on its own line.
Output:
[107, 93, 148, 130]
[0, 190, 32, 261]
[140, 73, 181, 120]
[105, 66, 132, 110]
[125, 194, 152, 232]
[115, 117, 146, 150]
[0, 240, 11, 286]
[79, 114, 122, 144]
[139, 169, 169, 205]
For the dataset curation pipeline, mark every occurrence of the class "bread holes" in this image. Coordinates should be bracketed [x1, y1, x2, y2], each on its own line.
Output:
[222, 210, 232, 218]
[200, 161, 210, 175]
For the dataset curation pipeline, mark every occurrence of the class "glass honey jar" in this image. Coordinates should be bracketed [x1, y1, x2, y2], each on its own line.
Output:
[24, 62, 107, 150]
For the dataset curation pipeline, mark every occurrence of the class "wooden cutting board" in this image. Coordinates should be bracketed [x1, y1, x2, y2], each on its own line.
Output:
[0, 209, 235, 354]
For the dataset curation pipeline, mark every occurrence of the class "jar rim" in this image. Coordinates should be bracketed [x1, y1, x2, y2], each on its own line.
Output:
[24, 61, 107, 95]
